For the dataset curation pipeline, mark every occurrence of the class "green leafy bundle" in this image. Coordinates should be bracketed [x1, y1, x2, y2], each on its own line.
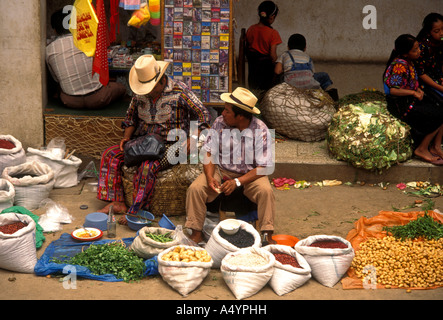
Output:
[53, 242, 146, 282]
[327, 101, 412, 171]
[383, 214, 443, 241]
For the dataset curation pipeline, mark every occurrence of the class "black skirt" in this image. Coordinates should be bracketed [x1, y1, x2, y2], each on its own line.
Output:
[386, 94, 443, 146]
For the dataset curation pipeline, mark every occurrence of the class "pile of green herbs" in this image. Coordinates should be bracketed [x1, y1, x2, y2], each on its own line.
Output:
[51, 242, 146, 282]
[327, 101, 412, 171]
[383, 213, 443, 241]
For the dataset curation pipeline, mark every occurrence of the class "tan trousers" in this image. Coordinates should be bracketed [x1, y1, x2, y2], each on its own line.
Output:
[185, 167, 275, 232]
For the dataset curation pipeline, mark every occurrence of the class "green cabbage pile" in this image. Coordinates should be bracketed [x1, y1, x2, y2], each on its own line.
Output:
[326, 101, 412, 171]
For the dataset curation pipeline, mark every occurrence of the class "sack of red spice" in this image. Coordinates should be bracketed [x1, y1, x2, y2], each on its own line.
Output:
[295, 235, 355, 288]
[0, 212, 37, 273]
[262, 244, 311, 296]
[0, 135, 26, 177]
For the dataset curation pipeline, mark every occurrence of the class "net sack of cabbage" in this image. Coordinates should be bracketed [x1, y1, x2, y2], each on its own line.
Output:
[261, 83, 336, 142]
[221, 247, 275, 300]
[294, 235, 354, 288]
[131, 226, 180, 259]
[262, 244, 311, 296]
[205, 220, 262, 269]
[326, 101, 412, 171]
[158, 245, 213, 296]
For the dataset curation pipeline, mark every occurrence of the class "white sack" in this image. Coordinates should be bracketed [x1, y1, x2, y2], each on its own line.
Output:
[262, 244, 311, 296]
[26, 147, 82, 188]
[0, 135, 26, 176]
[205, 220, 261, 269]
[0, 213, 37, 273]
[131, 227, 180, 259]
[0, 179, 15, 211]
[158, 245, 213, 296]
[294, 235, 354, 288]
[2, 161, 55, 210]
[221, 247, 275, 300]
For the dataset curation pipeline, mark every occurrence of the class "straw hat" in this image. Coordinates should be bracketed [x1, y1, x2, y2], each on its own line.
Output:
[220, 87, 260, 115]
[129, 55, 170, 95]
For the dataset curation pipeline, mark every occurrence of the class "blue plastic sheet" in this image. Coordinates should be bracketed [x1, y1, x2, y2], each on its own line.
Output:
[34, 233, 159, 281]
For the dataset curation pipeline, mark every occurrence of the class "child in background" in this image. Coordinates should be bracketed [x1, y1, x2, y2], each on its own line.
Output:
[246, 1, 282, 91]
[275, 34, 335, 96]
[383, 34, 443, 165]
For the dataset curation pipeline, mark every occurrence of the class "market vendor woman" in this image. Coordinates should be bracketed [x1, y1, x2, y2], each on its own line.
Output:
[383, 34, 443, 165]
[185, 87, 276, 244]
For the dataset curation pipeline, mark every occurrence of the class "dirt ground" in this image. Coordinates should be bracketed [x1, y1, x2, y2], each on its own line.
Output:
[1, 177, 442, 303]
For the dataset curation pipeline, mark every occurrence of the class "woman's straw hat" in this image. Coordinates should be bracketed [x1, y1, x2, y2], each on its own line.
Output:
[129, 55, 170, 95]
[220, 87, 260, 114]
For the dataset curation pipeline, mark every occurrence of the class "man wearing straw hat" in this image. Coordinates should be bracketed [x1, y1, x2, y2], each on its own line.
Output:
[97, 54, 211, 216]
[185, 87, 276, 244]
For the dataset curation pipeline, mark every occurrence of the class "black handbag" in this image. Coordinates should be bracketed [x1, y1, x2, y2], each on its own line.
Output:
[123, 134, 166, 167]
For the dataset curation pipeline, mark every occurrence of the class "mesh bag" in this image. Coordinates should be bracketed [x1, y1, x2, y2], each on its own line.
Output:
[261, 83, 336, 142]
[326, 98, 412, 171]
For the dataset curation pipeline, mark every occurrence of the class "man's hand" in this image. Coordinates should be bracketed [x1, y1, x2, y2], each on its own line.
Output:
[220, 179, 237, 196]
[207, 176, 222, 194]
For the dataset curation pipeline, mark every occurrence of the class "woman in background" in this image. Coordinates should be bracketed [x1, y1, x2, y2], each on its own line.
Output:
[246, 1, 282, 91]
[415, 13, 443, 103]
[383, 34, 443, 166]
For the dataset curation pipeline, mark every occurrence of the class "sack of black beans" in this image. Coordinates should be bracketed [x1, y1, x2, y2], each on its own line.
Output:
[294, 235, 355, 288]
[205, 220, 261, 268]
[221, 247, 275, 300]
[262, 244, 312, 296]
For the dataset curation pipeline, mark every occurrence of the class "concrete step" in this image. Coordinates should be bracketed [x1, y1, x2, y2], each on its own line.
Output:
[272, 140, 442, 184]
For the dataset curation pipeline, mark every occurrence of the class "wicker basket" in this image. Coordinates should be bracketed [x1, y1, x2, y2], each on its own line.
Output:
[122, 163, 202, 217]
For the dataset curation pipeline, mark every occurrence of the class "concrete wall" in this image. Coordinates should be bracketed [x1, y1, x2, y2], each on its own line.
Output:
[234, 0, 441, 62]
[0, 0, 46, 149]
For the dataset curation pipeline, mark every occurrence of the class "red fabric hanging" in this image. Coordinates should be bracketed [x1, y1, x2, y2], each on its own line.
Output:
[92, 0, 109, 86]
[109, 0, 120, 43]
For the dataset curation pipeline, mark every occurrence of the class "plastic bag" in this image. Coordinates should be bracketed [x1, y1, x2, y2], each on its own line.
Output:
[38, 199, 74, 232]
[221, 247, 275, 300]
[205, 220, 261, 268]
[158, 245, 213, 296]
[130, 226, 180, 259]
[262, 244, 311, 296]
[69, 0, 98, 57]
[127, 3, 150, 28]
[123, 134, 166, 167]
[77, 161, 99, 181]
[0, 213, 37, 273]
[295, 235, 354, 288]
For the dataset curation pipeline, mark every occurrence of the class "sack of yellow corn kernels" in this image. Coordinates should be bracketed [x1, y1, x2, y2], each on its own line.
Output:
[158, 245, 213, 296]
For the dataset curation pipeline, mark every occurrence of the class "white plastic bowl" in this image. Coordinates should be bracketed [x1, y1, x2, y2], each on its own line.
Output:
[219, 219, 241, 235]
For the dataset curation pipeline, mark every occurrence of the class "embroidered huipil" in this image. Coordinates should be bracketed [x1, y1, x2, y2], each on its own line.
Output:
[415, 38, 443, 85]
[384, 58, 419, 91]
[122, 77, 211, 141]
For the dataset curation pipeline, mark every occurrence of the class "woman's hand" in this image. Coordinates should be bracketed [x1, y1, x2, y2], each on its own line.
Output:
[413, 88, 424, 101]
[120, 138, 130, 151]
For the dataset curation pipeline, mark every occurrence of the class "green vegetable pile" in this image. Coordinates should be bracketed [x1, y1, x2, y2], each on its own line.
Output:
[327, 100, 412, 171]
[51, 242, 146, 282]
[383, 214, 443, 241]
[146, 231, 173, 243]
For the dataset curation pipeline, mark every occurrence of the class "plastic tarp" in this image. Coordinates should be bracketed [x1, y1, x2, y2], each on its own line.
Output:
[342, 210, 443, 290]
[34, 233, 159, 282]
